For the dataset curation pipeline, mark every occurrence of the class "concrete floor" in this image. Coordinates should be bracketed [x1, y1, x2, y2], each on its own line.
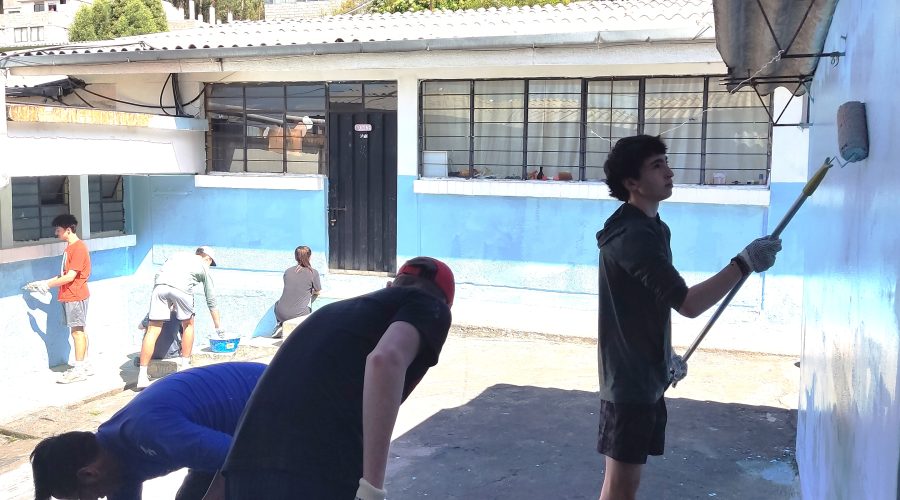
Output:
[0, 328, 800, 499]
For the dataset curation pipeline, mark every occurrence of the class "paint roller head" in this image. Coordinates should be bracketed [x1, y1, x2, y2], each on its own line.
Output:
[837, 101, 869, 162]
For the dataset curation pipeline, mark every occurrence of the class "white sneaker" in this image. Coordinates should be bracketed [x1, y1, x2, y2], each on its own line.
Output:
[57, 366, 88, 384]
[82, 363, 95, 377]
[135, 374, 152, 390]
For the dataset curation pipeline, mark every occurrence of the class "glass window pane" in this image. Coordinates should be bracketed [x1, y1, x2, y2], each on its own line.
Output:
[245, 86, 284, 98]
[646, 77, 704, 93]
[588, 80, 611, 94]
[585, 153, 609, 170]
[707, 107, 770, 125]
[528, 108, 581, 123]
[643, 123, 702, 138]
[209, 85, 243, 98]
[329, 83, 363, 108]
[245, 97, 284, 113]
[424, 109, 470, 123]
[475, 80, 524, 94]
[706, 137, 768, 154]
[664, 138, 702, 155]
[529, 79, 580, 94]
[474, 136, 523, 151]
[585, 166, 606, 182]
[11, 176, 69, 241]
[422, 82, 473, 177]
[708, 90, 760, 108]
[527, 122, 580, 139]
[474, 94, 525, 109]
[422, 95, 470, 109]
[586, 136, 612, 154]
[613, 80, 639, 93]
[89, 175, 124, 234]
[423, 81, 470, 95]
[474, 121, 523, 137]
[424, 122, 470, 138]
[364, 82, 397, 110]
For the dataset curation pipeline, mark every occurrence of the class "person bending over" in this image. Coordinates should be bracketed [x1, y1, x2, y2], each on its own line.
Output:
[31, 362, 265, 500]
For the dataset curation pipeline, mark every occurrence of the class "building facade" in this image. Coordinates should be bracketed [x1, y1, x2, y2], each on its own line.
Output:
[1, 0, 809, 389]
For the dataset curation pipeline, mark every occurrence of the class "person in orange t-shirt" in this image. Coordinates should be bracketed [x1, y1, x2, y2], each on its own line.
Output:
[25, 214, 93, 384]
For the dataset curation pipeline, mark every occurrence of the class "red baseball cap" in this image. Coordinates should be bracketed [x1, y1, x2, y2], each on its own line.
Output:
[397, 257, 455, 307]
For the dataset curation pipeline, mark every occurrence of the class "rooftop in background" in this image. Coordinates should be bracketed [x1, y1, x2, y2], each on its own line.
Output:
[0, 0, 715, 61]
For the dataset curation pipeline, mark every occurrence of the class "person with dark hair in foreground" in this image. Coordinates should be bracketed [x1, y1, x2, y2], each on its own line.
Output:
[24, 214, 93, 384]
[212, 257, 455, 500]
[595, 134, 783, 500]
[30, 362, 265, 500]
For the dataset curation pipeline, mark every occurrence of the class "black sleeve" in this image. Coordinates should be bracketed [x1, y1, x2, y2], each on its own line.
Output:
[391, 290, 452, 367]
[618, 226, 689, 310]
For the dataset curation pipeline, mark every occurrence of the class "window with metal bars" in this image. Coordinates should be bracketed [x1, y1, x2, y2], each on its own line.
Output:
[11, 176, 69, 241]
[420, 76, 772, 186]
[89, 175, 125, 235]
[206, 82, 399, 175]
[206, 83, 328, 175]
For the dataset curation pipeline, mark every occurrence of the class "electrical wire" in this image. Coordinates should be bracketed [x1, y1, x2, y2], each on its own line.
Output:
[160, 72, 173, 116]
[72, 91, 95, 108]
[78, 82, 206, 112]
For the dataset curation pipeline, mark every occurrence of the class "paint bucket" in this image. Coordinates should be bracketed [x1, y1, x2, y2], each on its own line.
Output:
[209, 337, 241, 353]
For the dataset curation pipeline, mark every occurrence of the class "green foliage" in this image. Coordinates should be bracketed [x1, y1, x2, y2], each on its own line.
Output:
[207, 0, 264, 22]
[169, 0, 264, 23]
[368, 0, 569, 14]
[69, 0, 167, 42]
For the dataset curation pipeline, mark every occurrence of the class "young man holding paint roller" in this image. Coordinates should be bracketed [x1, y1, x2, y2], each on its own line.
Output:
[595, 135, 783, 500]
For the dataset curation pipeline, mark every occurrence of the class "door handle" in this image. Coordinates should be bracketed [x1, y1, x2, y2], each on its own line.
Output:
[329, 207, 346, 227]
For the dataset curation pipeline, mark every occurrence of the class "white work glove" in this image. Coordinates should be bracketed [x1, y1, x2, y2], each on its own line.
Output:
[23, 280, 50, 294]
[734, 236, 783, 275]
[355, 478, 386, 500]
[214, 328, 228, 339]
[670, 353, 688, 384]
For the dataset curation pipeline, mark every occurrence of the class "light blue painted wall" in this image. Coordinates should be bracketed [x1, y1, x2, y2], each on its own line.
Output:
[126, 175, 330, 343]
[797, 0, 900, 498]
[0, 248, 133, 377]
[399, 174, 799, 300]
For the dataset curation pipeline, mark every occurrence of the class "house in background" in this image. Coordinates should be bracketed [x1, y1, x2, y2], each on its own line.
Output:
[0, 0, 203, 48]
[2, 0, 808, 395]
[0, 0, 92, 46]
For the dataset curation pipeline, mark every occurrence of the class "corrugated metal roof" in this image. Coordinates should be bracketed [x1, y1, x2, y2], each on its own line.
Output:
[713, 0, 838, 96]
[1, 0, 714, 60]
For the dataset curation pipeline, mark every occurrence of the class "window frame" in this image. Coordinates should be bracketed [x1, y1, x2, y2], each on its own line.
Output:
[88, 175, 126, 236]
[10, 176, 70, 243]
[419, 76, 773, 186]
[205, 81, 398, 175]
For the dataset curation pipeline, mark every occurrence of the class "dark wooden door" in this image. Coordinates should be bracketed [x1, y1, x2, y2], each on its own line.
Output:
[327, 111, 397, 272]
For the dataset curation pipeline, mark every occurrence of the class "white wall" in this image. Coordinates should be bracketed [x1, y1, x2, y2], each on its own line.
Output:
[797, 0, 900, 498]
[5, 121, 206, 176]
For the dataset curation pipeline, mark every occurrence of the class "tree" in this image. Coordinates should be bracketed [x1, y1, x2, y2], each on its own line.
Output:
[69, 0, 168, 42]
[367, 0, 568, 14]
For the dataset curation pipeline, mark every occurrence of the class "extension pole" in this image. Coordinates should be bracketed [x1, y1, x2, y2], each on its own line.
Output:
[680, 157, 834, 364]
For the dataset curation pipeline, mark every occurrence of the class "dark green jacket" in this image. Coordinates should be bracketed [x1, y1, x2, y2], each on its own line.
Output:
[596, 203, 688, 404]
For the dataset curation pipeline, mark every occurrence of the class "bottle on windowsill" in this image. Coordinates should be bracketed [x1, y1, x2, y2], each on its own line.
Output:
[536, 166, 545, 180]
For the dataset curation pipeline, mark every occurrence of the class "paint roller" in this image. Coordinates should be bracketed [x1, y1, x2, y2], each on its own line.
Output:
[672, 101, 869, 383]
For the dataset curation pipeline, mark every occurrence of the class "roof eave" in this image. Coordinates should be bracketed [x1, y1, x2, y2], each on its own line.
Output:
[1, 28, 714, 70]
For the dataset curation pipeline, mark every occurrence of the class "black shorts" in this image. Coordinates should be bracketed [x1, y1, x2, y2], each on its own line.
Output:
[596, 397, 667, 464]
